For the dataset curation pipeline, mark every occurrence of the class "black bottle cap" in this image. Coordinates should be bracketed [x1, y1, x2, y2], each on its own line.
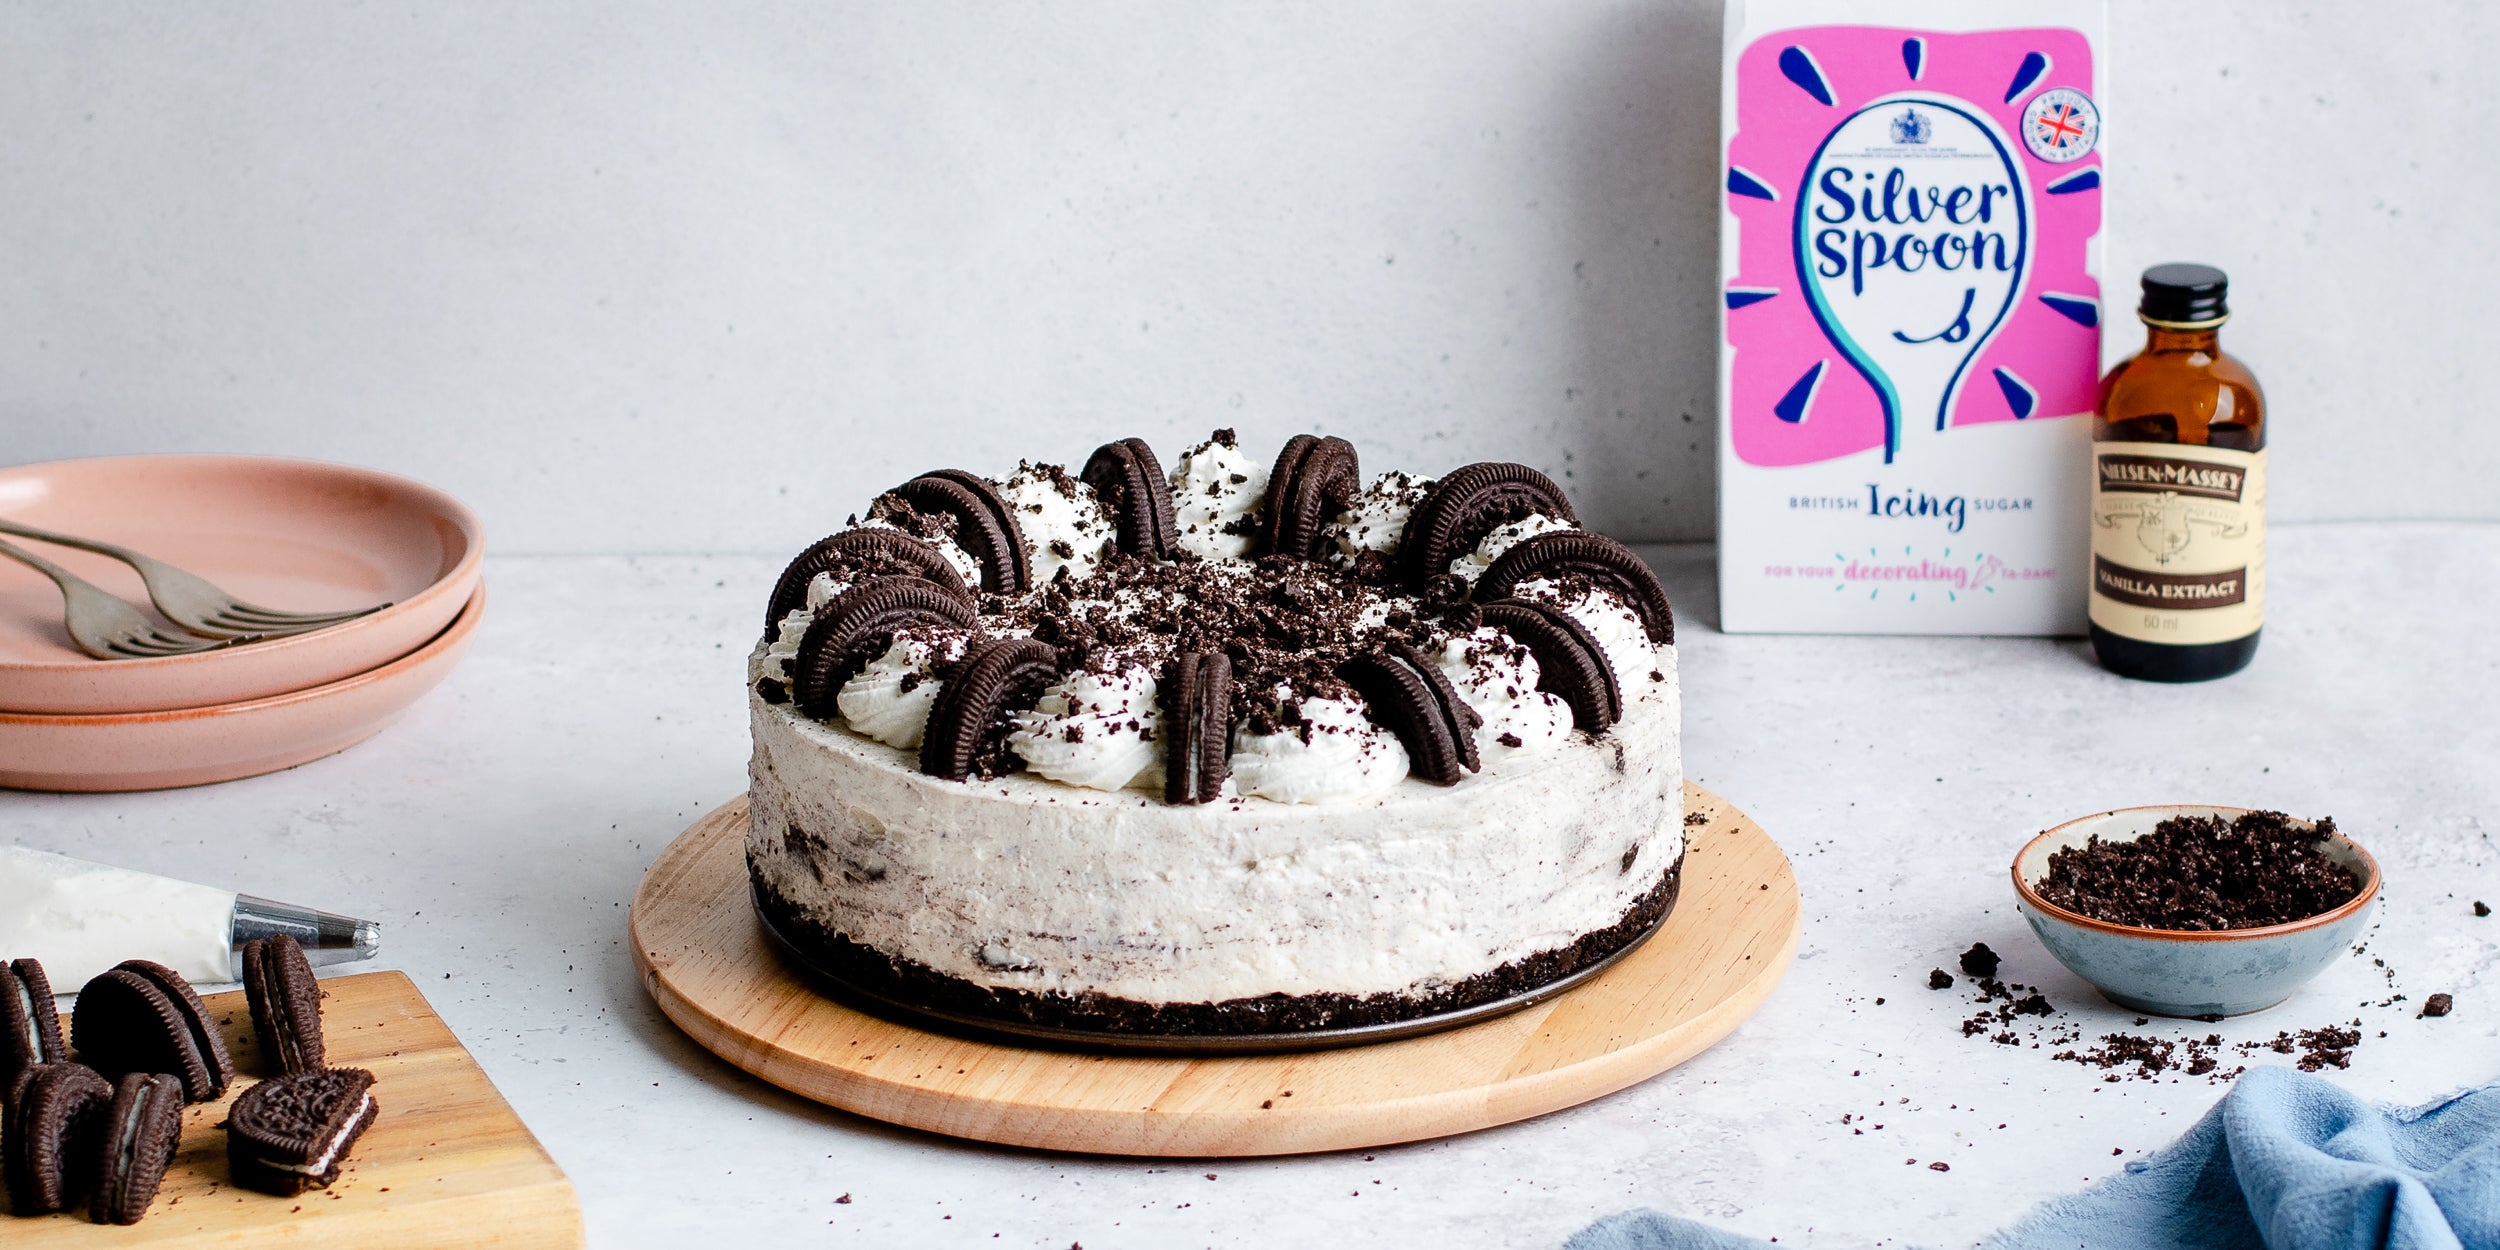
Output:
[2139, 263, 2229, 327]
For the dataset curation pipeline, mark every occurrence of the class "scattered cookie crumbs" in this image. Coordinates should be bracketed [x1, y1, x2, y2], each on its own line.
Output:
[1928, 1161, 1950, 1172]
[2421, 994, 2454, 1018]
[835, 1194, 851, 1204]
[1959, 943, 2000, 978]
[2476, 902, 2490, 917]
[1928, 969, 1953, 990]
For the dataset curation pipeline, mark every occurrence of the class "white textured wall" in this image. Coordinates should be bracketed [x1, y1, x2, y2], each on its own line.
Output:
[1, 3, 2489, 554]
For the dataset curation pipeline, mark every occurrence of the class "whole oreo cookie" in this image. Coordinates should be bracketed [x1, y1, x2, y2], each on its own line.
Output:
[72, 961, 233, 1103]
[1258, 434, 1361, 561]
[1397, 462, 1579, 584]
[887, 470, 1031, 594]
[3, 958, 67, 1092]
[917, 638, 1064, 781]
[1081, 438, 1178, 559]
[1478, 598, 1622, 731]
[763, 528, 972, 636]
[1161, 650, 1234, 805]
[1474, 531, 1675, 644]
[4, 1062, 111, 1215]
[790, 576, 979, 718]
[1338, 643, 1482, 785]
[87, 1071, 184, 1225]
[243, 935, 326, 1076]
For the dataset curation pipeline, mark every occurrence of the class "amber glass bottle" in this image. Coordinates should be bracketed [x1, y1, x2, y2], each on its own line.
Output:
[2087, 264, 2266, 681]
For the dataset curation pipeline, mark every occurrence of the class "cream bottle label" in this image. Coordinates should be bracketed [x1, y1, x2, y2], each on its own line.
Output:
[2088, 442, 2265, 644]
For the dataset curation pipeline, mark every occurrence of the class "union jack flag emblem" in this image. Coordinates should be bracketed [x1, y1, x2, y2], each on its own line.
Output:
[2020, 88, 2099, 164]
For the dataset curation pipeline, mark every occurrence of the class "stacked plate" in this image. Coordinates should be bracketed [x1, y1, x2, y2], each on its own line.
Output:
[0, 456, 484, 792]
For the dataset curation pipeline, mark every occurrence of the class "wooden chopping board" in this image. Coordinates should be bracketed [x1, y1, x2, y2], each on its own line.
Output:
[632, 781, 1801, 1156]
[3, 970, 583, 1247]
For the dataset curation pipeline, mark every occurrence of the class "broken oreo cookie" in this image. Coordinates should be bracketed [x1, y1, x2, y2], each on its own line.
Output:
[1475, 531, 1675, 644]
[72, 960, 233, 1103]
[791, 576, 979, 718]
[1161, 650, 1234, 805]
[887, 469, 1032, 593]
[1081, 438, 1178, 559]
[225, 1067, 379, 1197]
[763, 528, 972, 635]
[3, 958, 66, 1092]
[1397, 462, 1579, 584]
[917, 637, 1063, 781]
[1258, 434, 1361, 561]
[1478, 597, 1622, 731]
[243, 935, 326, 1076]
[87, 1071, 184, 1225]
[1338, 642, 1482, 785]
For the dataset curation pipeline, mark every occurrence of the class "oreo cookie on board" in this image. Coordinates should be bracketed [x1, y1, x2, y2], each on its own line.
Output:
[225, 1067, 379, 1197]
[1397, 462, 1579, 584]
[4, 1062, 111, 1215]
[72, 960, 234, 1103]
[242, 935, 326, 1076]
[3, 958, 67, 1092]
[1337, 643, 1483, 785]
[87, 1072, 184, 1225]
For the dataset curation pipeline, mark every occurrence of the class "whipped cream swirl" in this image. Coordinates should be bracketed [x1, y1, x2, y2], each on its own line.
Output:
[837, 630, 972, 749]
[1514, 578, 1658, 690]
[1007, 664, 1165, 792]
[1169, 435, 1268, 562]
[1324, 471, 1434, 570]
[1436, 627, 1571, 760]
[1228, 691, 1409, 804]
[994, 463, 1116, 585]
[1447, 513, 1578, 583]
[752, 573, 854, 686]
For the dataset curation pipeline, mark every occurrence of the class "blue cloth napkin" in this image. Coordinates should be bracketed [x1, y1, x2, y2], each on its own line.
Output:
[1566, 1067, 2500, 1250]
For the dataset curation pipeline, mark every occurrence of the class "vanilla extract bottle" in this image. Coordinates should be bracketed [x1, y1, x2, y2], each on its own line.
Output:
[2088, 264, 2266, 681]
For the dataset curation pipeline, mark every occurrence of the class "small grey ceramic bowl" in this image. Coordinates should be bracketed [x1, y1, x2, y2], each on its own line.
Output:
[2011, 805, 2380, 1018]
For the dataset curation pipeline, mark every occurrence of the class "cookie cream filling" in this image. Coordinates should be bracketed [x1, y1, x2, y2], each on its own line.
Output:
[1435, 627, 1572, 761]
[1006, 664, 1165, 793]
[1169, 434, 1268, 562]
[1447, 513, 1579, 583]
[262, 1092, 374, 1177]
[994, 462, 1116, 585]
[1323, 471, 1433, 570]
[836, 630, 971, 750]
[1227, 691, 1410, 805]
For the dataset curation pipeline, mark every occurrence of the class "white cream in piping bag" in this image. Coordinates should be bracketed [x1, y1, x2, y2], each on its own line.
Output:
[0, 847, 238, 987]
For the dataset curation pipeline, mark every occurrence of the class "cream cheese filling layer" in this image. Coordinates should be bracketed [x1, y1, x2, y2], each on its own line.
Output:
[748, 641, 1681, 1005]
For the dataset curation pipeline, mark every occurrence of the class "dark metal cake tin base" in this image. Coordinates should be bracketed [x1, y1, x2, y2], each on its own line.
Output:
[752, 867, 1680, 1057]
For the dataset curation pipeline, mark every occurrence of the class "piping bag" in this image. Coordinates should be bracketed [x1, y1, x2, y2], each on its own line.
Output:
[0, 846, 380, 990]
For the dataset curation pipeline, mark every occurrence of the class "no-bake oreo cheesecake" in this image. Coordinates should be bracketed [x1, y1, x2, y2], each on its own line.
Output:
[745, 431, 1683, 1035]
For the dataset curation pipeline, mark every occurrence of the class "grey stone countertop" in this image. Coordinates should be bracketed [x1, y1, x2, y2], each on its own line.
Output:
[5, 521, 2494, 1248]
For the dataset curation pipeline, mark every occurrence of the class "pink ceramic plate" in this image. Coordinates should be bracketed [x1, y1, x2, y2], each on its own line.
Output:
[0, 455, 482, 713]
[0, 586, 483, 792]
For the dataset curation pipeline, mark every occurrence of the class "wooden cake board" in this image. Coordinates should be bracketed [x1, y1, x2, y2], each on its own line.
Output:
[631, 782, 1800, 1157]
[6, 970, 584, 1247]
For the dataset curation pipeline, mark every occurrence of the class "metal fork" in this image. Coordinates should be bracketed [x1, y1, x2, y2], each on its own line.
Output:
[0, 537, 246, 659]
[0, 517, 387, 639]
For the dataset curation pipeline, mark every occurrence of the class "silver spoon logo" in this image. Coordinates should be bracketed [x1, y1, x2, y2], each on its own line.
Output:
[1795, 95, 2030, 463]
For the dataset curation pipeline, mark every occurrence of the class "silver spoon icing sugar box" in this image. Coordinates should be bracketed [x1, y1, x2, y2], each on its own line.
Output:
[0, 846, 379, 989]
